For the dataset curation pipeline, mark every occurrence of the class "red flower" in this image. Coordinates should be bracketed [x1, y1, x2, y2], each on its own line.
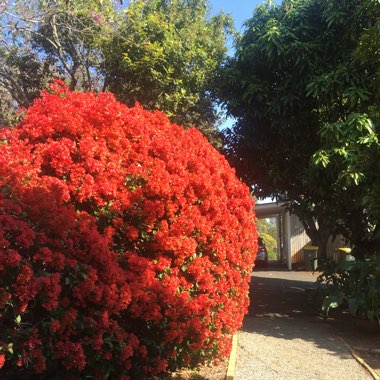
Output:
[49, 320, 60, 334]
[0, 82, 257, 378]
[31, 348, 46, 373]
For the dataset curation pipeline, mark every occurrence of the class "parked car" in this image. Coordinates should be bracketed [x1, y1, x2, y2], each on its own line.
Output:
[256, 237, 268, 266]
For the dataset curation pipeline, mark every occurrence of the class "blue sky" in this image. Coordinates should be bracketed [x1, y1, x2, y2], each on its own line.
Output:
[209, 0, 266, 32]
[209, 1, 265, 128]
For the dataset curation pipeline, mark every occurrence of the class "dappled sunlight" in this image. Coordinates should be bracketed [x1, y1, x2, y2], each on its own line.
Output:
[234, 269, 373, 379]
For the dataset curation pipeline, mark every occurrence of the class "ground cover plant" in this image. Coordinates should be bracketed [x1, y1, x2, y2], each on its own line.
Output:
[0, 82, 257, 379]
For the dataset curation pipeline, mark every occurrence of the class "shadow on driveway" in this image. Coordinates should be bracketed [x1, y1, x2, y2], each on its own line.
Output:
[234, 268, 372, 379]
[248, 269, 320, 317]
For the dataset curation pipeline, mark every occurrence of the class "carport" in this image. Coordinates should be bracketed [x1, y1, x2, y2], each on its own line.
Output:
[254, 202, 312, 270]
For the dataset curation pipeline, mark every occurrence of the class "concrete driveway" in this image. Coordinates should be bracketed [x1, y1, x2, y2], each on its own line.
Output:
[235, 266, 373, 380]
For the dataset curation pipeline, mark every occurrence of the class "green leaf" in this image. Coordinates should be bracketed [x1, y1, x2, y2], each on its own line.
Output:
[322, 294, 344, 317]
[312, 150, 330, 167]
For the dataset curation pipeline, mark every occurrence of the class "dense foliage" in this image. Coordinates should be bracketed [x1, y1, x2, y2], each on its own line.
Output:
[257, 219, 277, 260]
[217, 0, 380, 256]
[0, 0, 233, 146]
[259, 233, 277, 261]
[318, 255, 380, 323]
[0, 0, 118, 110]
[0, 83, 257, 379]
[103, 0, 233, 145]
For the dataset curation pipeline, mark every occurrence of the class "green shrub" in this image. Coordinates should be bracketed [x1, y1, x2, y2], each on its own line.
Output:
[317, 254, 380, 322]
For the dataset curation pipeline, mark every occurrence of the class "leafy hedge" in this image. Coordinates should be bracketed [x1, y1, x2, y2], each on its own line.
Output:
[0, 82, 257, 379]
[318, 255, 380, 322]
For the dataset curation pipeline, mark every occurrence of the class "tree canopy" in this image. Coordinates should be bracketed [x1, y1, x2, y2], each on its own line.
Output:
[0, 0, 233, 146]
[0, 0, 118, 106]
[217, 0, 380, 256]
[103, 0, 233, 144]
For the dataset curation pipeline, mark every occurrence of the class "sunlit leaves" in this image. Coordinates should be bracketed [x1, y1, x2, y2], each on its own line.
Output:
[103, 0, 234, 146]
[0, 0, 121, 122]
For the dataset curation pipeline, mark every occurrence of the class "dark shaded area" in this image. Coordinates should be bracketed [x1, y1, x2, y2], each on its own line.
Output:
[244, 266, 380, 366]
[249, 267, 319, 317]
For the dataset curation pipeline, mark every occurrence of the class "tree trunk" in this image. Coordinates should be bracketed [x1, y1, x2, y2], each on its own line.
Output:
[299, 214, 331, 259]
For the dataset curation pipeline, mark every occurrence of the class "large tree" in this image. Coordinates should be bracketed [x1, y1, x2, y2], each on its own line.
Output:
[0, 0, 118, 114]
[0, 0, 232, 146]
[217, 0, 380, 256]
[102, 0, 233, 145]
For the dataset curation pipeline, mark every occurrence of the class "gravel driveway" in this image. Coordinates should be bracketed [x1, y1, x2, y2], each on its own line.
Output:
[235, 268, 372, 380]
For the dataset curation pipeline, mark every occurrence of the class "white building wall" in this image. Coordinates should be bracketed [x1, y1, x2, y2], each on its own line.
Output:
[290, 213, 312, 265]
[284, 212, 292, 270]
[255, 202, 348, 269]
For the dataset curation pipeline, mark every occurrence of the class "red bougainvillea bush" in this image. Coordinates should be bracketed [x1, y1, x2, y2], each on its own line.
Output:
[0, 82, 257, 379]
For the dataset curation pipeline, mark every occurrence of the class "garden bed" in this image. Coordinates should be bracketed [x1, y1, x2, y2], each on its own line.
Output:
[155, 359, 228, 380]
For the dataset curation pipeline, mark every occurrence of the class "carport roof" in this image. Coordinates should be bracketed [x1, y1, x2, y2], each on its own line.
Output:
[254, 202, 287, 218]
